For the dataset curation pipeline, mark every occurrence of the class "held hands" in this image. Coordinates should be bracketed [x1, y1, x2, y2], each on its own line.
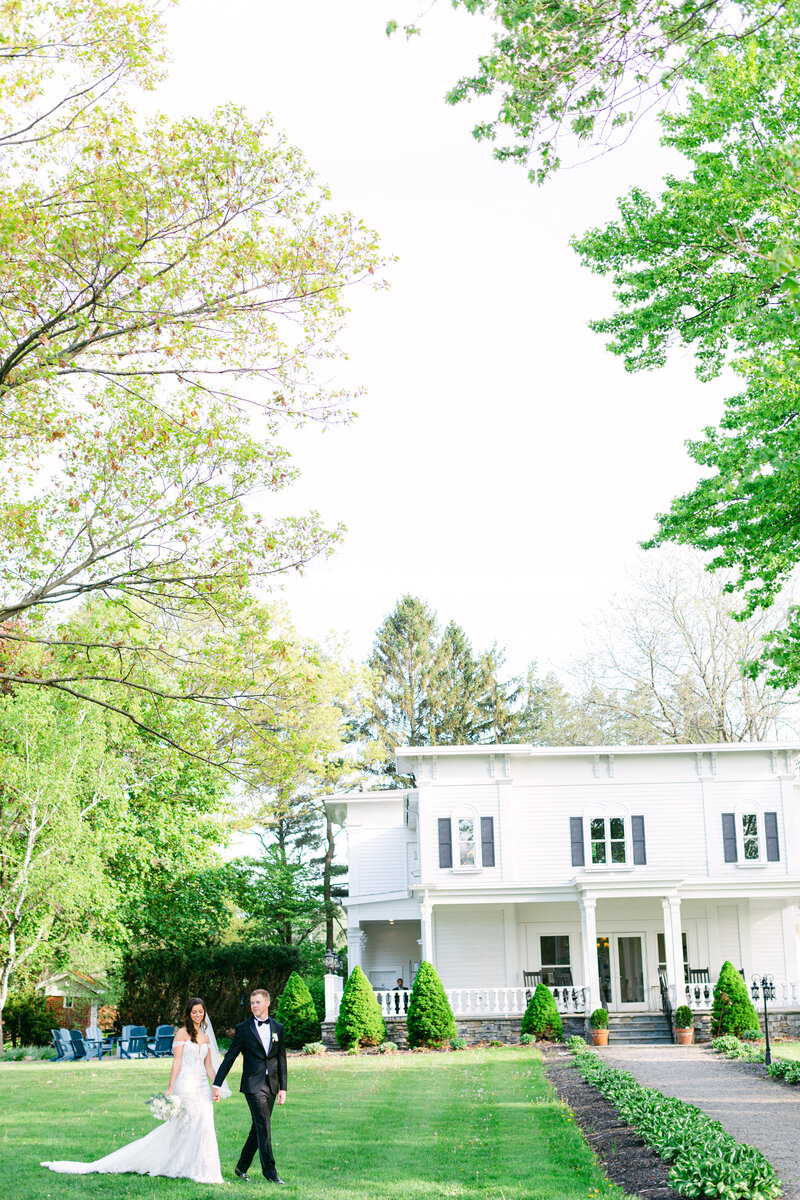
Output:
[276, 1090, 287, 1106]
[212, 1086, 221, 1102]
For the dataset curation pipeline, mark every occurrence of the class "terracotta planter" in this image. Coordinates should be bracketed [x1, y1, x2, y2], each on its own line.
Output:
[675, 1027, 694, 1045]
[590, 1028, 609, 1046]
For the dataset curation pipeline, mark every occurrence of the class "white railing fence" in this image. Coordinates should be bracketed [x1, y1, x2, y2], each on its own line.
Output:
[325, 975, 800, 1023]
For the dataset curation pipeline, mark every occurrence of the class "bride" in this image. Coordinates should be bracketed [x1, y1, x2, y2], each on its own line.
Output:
[42, 997, 228, 1184]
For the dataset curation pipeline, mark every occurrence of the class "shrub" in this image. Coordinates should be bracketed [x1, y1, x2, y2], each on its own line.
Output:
[378, 1041, 398, 1054]
[117, 942, 306, 1030]
[0, 1044, 54, 1062]
[347, 1044, 360, 1055]
[450, 1036, 467, 1050]
[305, 975, 326, 1024]
[674, 1005, 693, 1029]
[520, 983, 564, 1041]
[519, 1032, 534, 1045]
[3, 991, 53, 1047]
[405, 962, 457, 1048]
[301, 1042, 326, 1055]
[741, 1028, 761, 1041]
[275, 971, 321, 1049]
[711, 961, 760, 1037]
[711, 1035, 743, 1054]
[589, 1007, 608, 1029]
[566, 1034, 587, 1051]
[335, 965, 386, 1049]
[767, 1057, 800, 1085]
[489, 1039, 503, 1047]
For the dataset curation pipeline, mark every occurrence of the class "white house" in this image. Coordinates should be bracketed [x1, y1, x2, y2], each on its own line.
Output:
[326, 743, 800, 1034]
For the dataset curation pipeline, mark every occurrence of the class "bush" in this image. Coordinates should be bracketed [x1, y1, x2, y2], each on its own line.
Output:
[741, 1028, 761, 1041]
[305, 975, 326, 1024]
[450, 1036, 467, 1050]
[674, 1005, 693, 1029]
[275, 971, 321, 1049]
[590, 1007, 608, 1029]
[117, 942, 307, 1031]
[767, 1057, 800, 1085]
[335, 965, 386, 1049]
[0, 1044, 54, 1062]
[519, 1032, 534, 1045]
[3, 991, 53, 1047]
[405, 961, 457, 1048]
[301, 1042, 326, 1055]
[520, 983, 563, 1041]
[711, 961, 760, 1038]
[378, 1041, 398, 1054]
[566, 1034, 587, 1051]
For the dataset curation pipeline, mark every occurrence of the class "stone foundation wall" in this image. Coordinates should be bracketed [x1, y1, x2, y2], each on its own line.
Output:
[693, 1009, 800, 1043]
[321, 1013, 586, 1049]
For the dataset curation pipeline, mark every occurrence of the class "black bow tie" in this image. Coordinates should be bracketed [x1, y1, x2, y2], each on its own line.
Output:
[256, 1019, 269, 1027]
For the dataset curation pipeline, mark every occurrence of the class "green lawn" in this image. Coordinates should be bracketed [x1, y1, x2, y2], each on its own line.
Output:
[775, 1040, 800, 1061]
[0, 1046, 633, 1200]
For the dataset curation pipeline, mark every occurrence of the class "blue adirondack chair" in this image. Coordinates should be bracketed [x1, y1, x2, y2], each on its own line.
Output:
[50, 1029, 71, 1061]
[147, 1025, 174, 1057]
[119, 1025, 149, 1059]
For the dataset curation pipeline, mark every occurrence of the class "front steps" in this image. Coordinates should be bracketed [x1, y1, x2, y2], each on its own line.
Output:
[606, 1013, 673, 1044]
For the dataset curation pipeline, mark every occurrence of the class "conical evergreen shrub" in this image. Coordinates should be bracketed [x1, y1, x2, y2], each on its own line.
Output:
[275, 971, 321, 1048]
[335, 965, 386, 1049]
[520, 983, 563, 1041]
[711, 960, 760, 1037]
[406, 961, 457, 1048]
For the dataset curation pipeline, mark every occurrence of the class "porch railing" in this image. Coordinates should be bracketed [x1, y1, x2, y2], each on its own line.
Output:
[335, 985, 588, 1023]
[653, 979, 800, 1013]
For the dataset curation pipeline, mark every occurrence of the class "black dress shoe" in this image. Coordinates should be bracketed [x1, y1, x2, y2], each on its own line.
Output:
[265, 1173, 285, 1184]
[234, 1167, 250, 1182]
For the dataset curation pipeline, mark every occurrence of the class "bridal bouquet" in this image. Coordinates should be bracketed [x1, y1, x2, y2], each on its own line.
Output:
[145, 1092, 183, 1122]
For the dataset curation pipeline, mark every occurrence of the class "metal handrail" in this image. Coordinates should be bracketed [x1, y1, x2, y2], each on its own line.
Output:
[658, 972, 675, 1044]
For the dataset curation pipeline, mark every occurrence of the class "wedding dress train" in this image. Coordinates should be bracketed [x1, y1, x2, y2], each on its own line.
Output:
[41, 1041, 224, 1184]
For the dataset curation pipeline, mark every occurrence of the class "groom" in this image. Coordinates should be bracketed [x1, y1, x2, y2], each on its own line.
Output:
[212, 988, 287, 1184]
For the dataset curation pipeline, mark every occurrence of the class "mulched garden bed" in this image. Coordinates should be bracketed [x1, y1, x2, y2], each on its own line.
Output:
[542, 1049, 684, 1200]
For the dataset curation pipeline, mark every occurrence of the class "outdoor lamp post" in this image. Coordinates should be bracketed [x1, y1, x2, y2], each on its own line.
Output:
[323, 949, 344, 974]
[750, 974, 775, 1066]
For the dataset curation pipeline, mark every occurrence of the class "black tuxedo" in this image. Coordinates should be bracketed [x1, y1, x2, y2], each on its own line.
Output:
[213, 1016, 287, 1179]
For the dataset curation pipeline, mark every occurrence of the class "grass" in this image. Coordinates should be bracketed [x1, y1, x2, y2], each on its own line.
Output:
[774, 1040, 800, 1061]
[0, 1045, 635, 1200]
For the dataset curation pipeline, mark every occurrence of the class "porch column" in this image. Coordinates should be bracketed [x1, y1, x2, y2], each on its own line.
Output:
[579, 896, 601, 1013]
[661, 896, 683, 1006]
[419, 893, 434, 966]
[347, 928, 367, 973]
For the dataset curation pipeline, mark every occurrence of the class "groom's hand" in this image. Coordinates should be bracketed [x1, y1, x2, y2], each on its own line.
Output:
[276, 1090, 287, 1105]
[212, 1086, 221, 1102]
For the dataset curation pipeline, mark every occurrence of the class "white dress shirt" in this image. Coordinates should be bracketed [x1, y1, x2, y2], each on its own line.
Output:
[254, 1017, 271, 1058]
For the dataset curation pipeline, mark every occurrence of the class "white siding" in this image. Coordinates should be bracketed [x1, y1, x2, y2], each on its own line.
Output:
[434, 906, 507, 988]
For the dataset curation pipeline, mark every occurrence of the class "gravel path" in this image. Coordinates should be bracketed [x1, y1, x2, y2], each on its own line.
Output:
[599, 1045, 800, 1199]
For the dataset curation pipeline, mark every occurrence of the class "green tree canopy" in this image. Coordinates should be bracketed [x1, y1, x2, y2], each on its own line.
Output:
[573, 29, 800, 685]
[388, 0, 796, 181]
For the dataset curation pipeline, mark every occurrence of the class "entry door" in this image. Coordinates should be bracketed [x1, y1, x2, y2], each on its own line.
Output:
[597, 935, 648, 1010]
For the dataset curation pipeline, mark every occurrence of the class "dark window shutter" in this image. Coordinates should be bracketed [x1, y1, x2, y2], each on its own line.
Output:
[722, 813, 738, 863]
[480, 817, 495, 867]
[438, 817, 452, 868]
[570, 817, 585, 867]
[764, 812, 780, 862]
[632, 815, 647, 865]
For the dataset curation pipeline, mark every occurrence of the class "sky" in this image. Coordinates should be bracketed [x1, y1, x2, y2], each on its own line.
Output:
[147, 0, 733, 678]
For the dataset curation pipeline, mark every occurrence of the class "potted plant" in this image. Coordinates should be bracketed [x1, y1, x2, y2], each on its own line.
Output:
[589, 1008, 609, 1046]
[674, 1005, 694, 1045]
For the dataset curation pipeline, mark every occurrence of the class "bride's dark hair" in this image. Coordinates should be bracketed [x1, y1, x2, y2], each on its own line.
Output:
[183, 997, 207, 1044]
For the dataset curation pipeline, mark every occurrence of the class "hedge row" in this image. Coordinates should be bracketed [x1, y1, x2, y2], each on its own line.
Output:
[117, 943, 307, 1031]
[568, 1040, 781, 1199]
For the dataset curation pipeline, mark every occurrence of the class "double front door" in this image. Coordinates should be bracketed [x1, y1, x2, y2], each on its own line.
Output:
[596, 934, 647, 1010]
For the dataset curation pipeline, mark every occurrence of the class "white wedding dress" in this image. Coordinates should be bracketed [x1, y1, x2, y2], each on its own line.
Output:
[41, 1041, 224, 1184]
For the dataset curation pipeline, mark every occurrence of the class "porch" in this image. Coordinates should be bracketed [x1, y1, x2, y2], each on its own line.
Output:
[341, 890, 800, 1022]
